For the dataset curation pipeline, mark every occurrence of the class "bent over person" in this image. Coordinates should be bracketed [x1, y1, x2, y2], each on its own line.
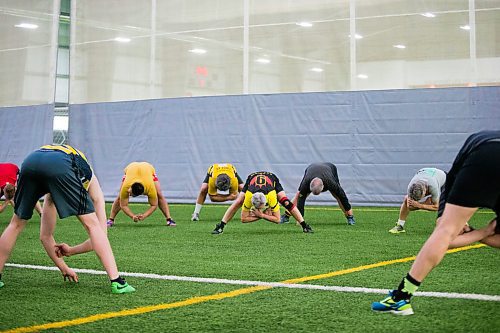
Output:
[107, 162, 175, 227]
[372, 131, 500, 315]
[0, 144, 134, 293]
[281, 163, 355, 225]
[389, 168, 446, 234]
[211, 171, 313, 234]
[0, 163, 42, 215]
[191, 163, 244, 221]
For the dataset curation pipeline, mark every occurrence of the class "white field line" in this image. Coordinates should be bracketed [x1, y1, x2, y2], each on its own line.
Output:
[6, 263, 500, 302]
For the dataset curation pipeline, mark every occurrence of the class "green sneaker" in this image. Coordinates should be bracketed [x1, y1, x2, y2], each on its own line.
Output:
[111, 281, 136, 294]
[0, 281, 4, 288]
[389, 224, 405, 234]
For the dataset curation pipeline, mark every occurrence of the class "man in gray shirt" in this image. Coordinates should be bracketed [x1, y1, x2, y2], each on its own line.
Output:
[389, 167, 446, 234]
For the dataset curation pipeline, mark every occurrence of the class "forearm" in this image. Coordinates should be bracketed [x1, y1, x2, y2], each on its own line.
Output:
[40, 236, 71, 271]
[210, 194, 236, 202]
[241, 215, 260, 223]
[120, 205, 135, 218]
[259, 213, 280, 224]
[142, 205, 158, 218]
[420, 204, 438, 212]
[68, 239, 93, 255]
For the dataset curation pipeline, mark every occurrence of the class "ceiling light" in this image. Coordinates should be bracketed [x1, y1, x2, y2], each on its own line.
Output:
[357, 74, 368, 79]
[189, 48, 207, 54]
[296, 22, 313, 28]
[114, 37, 131, 43]
[348, 34, 363, 39]
[15, 23, 38, 29]
[460, 25, 471, 30]
[420, 12, 436, 18]
[255, 58, 271, 64]
[310, 67, 323, 73]
[393, 44, 406, 49]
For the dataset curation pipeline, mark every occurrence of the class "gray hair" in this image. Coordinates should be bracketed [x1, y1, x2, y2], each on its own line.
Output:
[408, 181, 426, 201]
[251, 192, 267, 209]
[310, 177, 324, 195]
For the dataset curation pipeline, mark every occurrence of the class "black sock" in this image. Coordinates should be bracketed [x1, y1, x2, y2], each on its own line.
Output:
[109, 217, 114, 221]
[0, 273, 2, 280]
[219, 221, 226, 229]
[393, 273, 421, 301]
[111, 276, 126, 285]
[299, 221, 307, 228]
[167, 218, 172, 222]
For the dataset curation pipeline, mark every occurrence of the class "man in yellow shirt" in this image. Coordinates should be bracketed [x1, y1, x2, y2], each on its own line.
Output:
[191, 163, 244, 221]
[107, 162, 175, 226]
[211, 171, 313, 234]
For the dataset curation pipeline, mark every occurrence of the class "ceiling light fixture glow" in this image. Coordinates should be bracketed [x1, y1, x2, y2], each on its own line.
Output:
[357, 74, 368, 79]
[15, 23, 38, 29]
[310, 67, 323, 73]
[420, 12, 436, 18]
[393, 44, 406, 49]
[460, 25, 471, 30]
[348, 34, 363, 39]
[114, 37, 131, 43]
[255, 58, 271, 64]
[189, 48, 207, 54]
[296, 22, 313, 27]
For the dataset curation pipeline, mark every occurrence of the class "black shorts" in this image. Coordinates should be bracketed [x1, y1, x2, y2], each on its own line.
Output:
[14, 150, 95, 220]
[438, 142, 500, 218]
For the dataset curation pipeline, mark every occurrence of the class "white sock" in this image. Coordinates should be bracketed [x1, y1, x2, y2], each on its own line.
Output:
[398, 219, 406, 227]
[194, 203, 203, 215]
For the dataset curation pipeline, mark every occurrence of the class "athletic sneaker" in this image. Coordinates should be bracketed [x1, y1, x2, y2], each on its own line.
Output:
[106, 219, 114, 227]
[347, 215, 356, 225]
[371, 292, 414, 315]
[302, 223, 314, 233]
[0, 280, 4, 288]
[166, 219, 177, 227]
[280, 214, 290, 224]
[191, 213, 200, 222]
[212, 223, 224, 234]
[389, 224, 405, 234]
[111, 281, 136, 294]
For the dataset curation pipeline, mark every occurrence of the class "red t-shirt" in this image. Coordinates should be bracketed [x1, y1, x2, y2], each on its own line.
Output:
[0, 163, 19, 190]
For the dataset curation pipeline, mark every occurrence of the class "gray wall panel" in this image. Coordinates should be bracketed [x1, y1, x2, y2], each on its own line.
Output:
[69, 87, 500, 206]
[0, 104, 54, 165]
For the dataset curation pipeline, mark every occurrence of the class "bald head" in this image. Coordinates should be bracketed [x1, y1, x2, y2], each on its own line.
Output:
[310, 177, 324, 195]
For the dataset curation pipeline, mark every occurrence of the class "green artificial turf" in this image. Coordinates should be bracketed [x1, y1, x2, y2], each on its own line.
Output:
[0, 203, 498, 332]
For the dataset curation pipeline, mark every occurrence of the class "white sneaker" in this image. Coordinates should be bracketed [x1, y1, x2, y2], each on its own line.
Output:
[191, 213, 200, 221]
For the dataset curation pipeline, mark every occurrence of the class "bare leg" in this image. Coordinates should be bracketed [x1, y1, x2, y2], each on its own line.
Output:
[221, 193, 244, 223]
[109, 196, 121, 220]
[409, 203, 477, 281]
[196, 183, 208, 205]
[155, 181, 172, 220]
[449, 219, 498, 248]
[0, 214, 27, 273]
[399, 196, 411, 220]
[77, 212, 119, 280]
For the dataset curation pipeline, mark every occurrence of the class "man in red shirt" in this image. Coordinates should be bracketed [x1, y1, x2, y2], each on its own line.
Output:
[0, 163, 41, 215]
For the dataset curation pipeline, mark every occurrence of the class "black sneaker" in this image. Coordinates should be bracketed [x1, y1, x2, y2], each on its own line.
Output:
[212, 223, 224, 234]
[302, 223, 314, 233]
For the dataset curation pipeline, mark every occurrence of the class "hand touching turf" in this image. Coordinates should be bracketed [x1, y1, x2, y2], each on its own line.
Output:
[61, 267, 78, 282]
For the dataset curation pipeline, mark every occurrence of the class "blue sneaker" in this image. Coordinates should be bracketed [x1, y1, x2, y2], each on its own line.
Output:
[280, 214, 290, 224]
[347, 215, 356, 225]
[371, 291, 414, 315]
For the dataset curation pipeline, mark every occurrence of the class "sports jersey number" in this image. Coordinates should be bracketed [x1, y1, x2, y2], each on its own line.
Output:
[255, 175, 267, 185]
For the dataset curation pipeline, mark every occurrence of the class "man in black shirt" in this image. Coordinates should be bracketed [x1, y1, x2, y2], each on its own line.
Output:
[372, 131, 500, 316]
[281, 163, 355, 225]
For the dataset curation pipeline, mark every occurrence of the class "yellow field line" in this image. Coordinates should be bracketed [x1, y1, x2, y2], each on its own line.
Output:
[2, 243, 486, 333]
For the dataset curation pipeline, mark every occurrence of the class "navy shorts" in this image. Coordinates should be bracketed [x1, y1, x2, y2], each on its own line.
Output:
[14, 150, 95, 220]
